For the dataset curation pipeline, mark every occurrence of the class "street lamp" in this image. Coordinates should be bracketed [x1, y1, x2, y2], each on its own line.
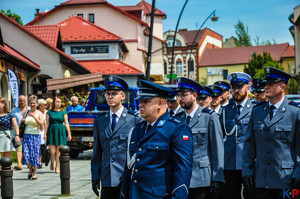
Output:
[187, 10, 219, 78]
[169, 0, 189, 84]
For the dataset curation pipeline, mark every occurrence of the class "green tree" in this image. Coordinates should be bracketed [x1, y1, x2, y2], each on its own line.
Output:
[234, 20, 252, 47]
[253, 36, 276, 46]
[1, 9, 23, 25]
[244, 52, 283, 78]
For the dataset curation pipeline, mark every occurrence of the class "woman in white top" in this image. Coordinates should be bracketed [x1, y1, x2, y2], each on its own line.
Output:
[38, 99, 47, 168]
[22, 95, 44, 180]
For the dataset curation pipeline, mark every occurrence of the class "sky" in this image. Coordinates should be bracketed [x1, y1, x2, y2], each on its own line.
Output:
[1, 0, 299, 45]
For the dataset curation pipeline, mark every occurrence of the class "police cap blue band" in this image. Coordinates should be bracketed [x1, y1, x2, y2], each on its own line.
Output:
[178, 83, 200, 93]
[199, 90, 211, 96]
[266, 74, 288, 83]
[106, 82, 125, 90]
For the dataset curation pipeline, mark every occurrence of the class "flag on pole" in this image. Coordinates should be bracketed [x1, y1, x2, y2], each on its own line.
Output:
[7, 69, 19, 107]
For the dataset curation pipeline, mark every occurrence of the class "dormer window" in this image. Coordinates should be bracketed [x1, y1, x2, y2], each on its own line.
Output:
[167, 37, 181, 47]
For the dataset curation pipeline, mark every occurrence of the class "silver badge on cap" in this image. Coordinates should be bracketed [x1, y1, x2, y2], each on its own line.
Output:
[109, 76, 113, 82]
[266, 68, 270, 74]
[178, 78, 181, 84]
[231, 73, 237, 79]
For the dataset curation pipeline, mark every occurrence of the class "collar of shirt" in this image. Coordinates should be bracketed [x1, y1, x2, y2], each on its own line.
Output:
[110, 106, 124, 123]
[147, 120, 157, 127]
[235, 97, 248, 108]
[214, 105, 221, 114]
[186, 104, 199, 118]
[168, 105, 180, 115]
[268, 97, 285, 110]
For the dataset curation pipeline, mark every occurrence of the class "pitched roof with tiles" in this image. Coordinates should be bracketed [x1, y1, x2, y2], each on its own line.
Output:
[0, 13, 89, 74]
[24, 25, 59, 47]
[282, 45, 295, 58]
[26, 0, 148, 27]
[119, 0, 166, 18]
[0, 43, 39, 70]
[199, 43, 290, 66]
[78, 59, 143, 75]
[58, 16, 121, 42]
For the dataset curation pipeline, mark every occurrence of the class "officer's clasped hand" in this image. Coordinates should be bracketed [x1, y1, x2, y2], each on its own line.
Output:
[92, 180, 100, 196]
[243, 175, 255, 191]
[209, 181, 223, 198]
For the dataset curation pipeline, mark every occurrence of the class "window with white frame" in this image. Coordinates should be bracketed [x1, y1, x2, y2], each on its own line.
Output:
[176, 60, 183, 75]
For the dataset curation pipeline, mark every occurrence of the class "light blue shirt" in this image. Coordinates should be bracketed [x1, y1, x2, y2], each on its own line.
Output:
[11, 106, 30, 135]
[66, 104, 84, 112]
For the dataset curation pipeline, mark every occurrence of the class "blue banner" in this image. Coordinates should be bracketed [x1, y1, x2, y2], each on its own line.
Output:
[7, 69, 19, 107]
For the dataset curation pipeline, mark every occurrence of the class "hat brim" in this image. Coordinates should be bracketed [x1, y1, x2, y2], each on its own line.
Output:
[167, 97, 177, 101]
[231, 81, 248, 86]
[135, 95, 154, 100]
[105, 86, 125, 91]
[264, 77, 284, 83]
[253, 88, 265, 92]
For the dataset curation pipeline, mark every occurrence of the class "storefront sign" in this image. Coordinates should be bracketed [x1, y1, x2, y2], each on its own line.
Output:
[71, 45, 109, 54]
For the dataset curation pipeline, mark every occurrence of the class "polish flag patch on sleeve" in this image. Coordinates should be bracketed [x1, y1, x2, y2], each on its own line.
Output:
[183, 135, 189, 140]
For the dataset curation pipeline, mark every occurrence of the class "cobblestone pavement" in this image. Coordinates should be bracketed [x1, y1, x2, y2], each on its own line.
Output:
[8, 150, 99, 199]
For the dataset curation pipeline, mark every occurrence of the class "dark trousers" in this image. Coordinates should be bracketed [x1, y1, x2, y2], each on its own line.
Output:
[188, 187, 210, 199]
[223, 170, 254, 199]
[101, 187, 120, 199]
[254, 188, 284, 199]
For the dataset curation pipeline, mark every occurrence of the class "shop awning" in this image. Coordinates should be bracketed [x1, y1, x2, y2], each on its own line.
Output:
[47, 72, 103, 91]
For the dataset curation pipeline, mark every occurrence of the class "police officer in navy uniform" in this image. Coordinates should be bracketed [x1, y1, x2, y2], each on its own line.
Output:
[209, 85, 224, 117]
[252, 78, 267, 104]
[175, 77, 224, 199]
[196, 86, 213, 109]
[242, 67, 300, 199]
[220, 72, 254, 199]
[120, 80, 194, 199]
[91, 75, 142, 198]
[165, 85, 185, 118]
[214, 81, 231, 106]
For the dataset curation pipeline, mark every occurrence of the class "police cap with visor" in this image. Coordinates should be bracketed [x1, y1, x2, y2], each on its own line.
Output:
[164, 85, 178, 101]
[227, 72, 251, 85]
[136, 80, 173, 100]
[104, 75, 129, 91]
[176, 77, 203, 93]
[264, 67, 292, 84]
[198, 86, 214, 98]
[252, 78, 265, 92]
[209, 85, 224, 97]
[214, 81, 231, 91]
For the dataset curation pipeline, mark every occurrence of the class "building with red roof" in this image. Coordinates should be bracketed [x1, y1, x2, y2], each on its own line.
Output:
[163, 28, 223, 82]
[26, 0, 166, 83]
[198, 43, 295, 85]
[0, 12, 91, 104]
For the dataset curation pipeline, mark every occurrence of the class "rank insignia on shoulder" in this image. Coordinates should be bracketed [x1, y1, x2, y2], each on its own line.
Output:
[183, 135, 189, 140]
[157, 120, 166, 127]
[202, 108, 213, 114]
[169, 118, 181, 124]
[289, 101, 300, 108]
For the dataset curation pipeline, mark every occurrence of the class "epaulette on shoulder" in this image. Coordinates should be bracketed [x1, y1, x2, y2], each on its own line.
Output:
[127, 110, 139, 116]
[202, 108, 214, 114]
[289, 101, 300, 108]
[94, 112, 106, 119]
[254, 101, 267, 108]
[168, 118, 181, 125]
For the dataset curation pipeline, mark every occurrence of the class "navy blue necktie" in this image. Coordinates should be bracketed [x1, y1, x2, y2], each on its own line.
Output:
[169, 110, 174, 117]
[186, 115, 191, 125]
[112, 114, 117, 131]
[237, 105, 242, 116]
[270, 105, 276, 120]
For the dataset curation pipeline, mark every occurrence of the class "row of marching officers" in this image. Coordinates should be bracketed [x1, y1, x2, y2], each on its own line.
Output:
[90, 66, 300, 199]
